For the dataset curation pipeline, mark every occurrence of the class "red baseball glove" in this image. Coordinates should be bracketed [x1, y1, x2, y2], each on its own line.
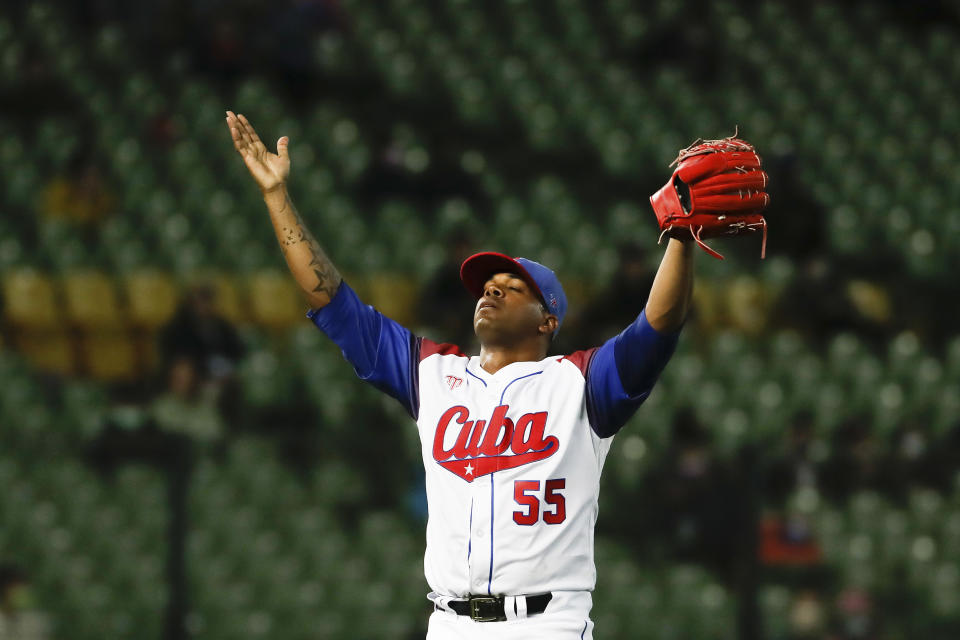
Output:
[650, 133, 770, 259]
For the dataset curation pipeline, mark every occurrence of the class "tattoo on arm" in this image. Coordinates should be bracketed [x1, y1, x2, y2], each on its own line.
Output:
[276, 194, 341, 300]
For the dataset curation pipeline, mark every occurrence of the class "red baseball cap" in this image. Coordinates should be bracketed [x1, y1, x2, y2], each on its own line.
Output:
[459, 252, 568, 327]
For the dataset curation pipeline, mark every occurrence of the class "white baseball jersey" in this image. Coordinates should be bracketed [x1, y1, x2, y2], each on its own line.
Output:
[308, 282, 678, 629]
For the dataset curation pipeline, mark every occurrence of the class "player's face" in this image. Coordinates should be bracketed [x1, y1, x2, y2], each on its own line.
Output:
[473, 273, 551, 344]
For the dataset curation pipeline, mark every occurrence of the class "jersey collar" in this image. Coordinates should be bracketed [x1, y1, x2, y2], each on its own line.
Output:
[467, 356, 548, 382]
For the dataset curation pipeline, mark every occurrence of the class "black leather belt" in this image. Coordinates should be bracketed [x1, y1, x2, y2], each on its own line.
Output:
[445, 593, 553, 622]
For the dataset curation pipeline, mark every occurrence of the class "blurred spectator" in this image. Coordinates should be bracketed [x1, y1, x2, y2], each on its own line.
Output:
[263, 0, 342, 85]
[641, 409, 741, 578]
[565, 242, 654, 349]
[4, 40, 67, 117]
[159, 283, 245, 385]
[147, 110, 183, 150]
[775, 255, 892, 349]
[788, 588, 828, 640]
[828, 587, 880, 640]
[39, 152, 115, 224]
[417, 230, 478, 350]
[876, 413, 955, 500]
[726, 275, 775, 336]
[0, 564, 51, 640]
[763, 153, 826, 263]
[629, 0, 717, 86]
[922, 419, 960, 495]
[892, 276, 960, 347]
[159, 283, 246, 422]
[204, 17, 245, 78]
[759, 513, 822, 568]
[150, 356, 225, 446]
[819, 415, 884, 503]
[764, 411, 819, 507]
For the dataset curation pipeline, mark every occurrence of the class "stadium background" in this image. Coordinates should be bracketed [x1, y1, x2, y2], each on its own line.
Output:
[1, 0, 959, 638]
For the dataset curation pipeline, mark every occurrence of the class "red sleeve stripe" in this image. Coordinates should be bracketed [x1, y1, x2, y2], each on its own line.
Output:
[420, 338, 469, 362]
[560, 348, 598, 377]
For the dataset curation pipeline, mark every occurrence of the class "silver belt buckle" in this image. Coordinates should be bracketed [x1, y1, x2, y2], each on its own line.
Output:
[468, 596, 503, 622]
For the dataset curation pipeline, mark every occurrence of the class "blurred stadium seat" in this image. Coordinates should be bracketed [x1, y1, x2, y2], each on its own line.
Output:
[246, 270, 308, 330]
[121, 270, 179, 330]
[2, 269, 75, 374]
[2, 268, 59, 330]
[62, 271, 124, 331]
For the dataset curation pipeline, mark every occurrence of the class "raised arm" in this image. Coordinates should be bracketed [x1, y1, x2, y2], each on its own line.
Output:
[572, 238, 690, 438]
[226, 111, 342, 308]
[644, 238, 694, 333]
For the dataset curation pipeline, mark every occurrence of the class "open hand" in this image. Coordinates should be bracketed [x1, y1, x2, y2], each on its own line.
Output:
[226, 111, 290, 194]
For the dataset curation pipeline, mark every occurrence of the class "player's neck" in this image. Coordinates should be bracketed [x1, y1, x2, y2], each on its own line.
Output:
[478, 342, 547, 374]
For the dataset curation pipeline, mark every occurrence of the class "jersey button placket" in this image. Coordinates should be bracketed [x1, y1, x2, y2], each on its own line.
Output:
[471, 390, 495, 593]
[469, 475, 490, 593]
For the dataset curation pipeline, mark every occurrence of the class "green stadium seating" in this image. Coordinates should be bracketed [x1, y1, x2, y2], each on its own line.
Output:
[2, 1, 959, 637]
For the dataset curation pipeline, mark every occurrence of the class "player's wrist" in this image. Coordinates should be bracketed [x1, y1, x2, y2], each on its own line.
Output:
[261, 183, 288, 207]
[261, 181, 287, 195]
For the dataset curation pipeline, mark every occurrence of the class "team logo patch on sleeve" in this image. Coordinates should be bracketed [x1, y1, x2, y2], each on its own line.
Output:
[432, 404, 558, 481]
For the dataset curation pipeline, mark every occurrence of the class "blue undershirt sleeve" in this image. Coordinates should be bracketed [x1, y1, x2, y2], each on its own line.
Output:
[306, 282, 420, 418]
[584, 309, 680, 438]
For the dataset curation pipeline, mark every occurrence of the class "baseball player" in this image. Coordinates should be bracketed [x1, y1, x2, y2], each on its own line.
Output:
[226, 111, 768, 638]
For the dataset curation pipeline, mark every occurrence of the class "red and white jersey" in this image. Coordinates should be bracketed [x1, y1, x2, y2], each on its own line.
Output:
[418, 346, 611, 596]
[308, 283, 678, 598]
